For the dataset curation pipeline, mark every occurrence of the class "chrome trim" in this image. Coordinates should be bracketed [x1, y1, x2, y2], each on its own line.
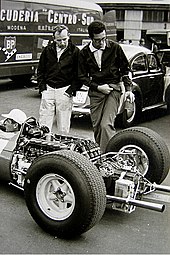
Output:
[142, 102, 166, 112]
[0, 60, 38, 66]
[0, 32, 89, 37]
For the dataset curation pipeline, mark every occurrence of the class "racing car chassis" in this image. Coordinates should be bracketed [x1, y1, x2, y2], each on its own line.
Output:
[2, 117, 170, 238]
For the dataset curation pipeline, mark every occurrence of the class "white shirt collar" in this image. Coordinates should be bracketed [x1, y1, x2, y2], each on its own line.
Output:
[56, 46, 65, 60]
[89, 41, 106, 52]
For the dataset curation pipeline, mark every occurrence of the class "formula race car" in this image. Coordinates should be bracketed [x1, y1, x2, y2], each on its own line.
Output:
[0, 116, 170, 239]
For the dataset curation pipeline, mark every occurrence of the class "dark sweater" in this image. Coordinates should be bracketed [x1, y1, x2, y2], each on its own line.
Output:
[37, 40, 80, 95]
[78, 40, 132, 91]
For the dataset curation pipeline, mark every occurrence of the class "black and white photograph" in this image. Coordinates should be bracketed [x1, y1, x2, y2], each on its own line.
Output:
[0, 0, 170, 254]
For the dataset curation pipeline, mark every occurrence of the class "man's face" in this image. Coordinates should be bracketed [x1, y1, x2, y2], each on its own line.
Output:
[54, 29, 69, 49]
[92, 30, 106, 50]
[3, 118, 18, 132]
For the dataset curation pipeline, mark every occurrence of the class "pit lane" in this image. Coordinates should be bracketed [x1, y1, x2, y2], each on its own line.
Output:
[0, 78, 170, 254]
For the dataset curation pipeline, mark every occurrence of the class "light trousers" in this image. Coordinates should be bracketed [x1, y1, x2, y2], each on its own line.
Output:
[39, 85, 73, 134]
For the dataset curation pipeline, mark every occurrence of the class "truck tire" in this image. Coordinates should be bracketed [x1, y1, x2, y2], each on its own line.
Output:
[24, 150, 106, 238]
[106, 126, 170, 184]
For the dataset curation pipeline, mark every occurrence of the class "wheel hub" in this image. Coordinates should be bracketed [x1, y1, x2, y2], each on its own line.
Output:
[36, 173, 75, 220]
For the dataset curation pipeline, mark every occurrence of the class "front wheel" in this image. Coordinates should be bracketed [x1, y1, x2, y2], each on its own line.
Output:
[106, 126, 170, 184]
[24, 150, 106, 238]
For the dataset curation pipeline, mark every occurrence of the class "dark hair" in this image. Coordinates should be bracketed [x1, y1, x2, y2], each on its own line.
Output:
[139, 38, 145, 44]
[88, 20, 106, 39]
[53, 25, 69, 37]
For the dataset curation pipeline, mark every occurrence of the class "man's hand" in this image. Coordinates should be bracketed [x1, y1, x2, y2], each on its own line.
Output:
[125, 91, 135, 103]
[97, 84, 113, 94]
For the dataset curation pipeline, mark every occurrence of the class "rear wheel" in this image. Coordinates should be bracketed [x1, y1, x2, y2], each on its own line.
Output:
[106, 126, 170, 184]
[118, 94, 142, 128]
[24, 150, 106, 238]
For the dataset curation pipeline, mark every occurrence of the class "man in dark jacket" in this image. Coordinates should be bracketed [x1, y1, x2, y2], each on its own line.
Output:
[37, 25, 80, 133]
[78, 20, 134, 152]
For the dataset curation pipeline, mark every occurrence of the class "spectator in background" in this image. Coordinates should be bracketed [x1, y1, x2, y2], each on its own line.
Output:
[139, 38, 145, 47]
[78, 20, 134, 152]
[37, 25, 80, 134]
[119, 39, 127, 44]
[129, 39, 133, 45]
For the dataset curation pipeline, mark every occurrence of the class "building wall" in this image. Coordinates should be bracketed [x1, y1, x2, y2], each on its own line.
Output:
[124, 10, 143, 43]
[94, 0, 170, 45]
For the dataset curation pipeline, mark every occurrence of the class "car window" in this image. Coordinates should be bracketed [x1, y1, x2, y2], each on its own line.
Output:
[147, 54, 159, 71]
[157, 51, 170, 67]
[131, 55, 147, 72]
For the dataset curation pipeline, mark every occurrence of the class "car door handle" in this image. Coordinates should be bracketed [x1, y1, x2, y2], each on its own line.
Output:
[149, 76, 155, 79]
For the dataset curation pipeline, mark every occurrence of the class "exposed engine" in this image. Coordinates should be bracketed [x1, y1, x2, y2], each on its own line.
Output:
[9, 117, 168, 214]
[10, 123, 101, 189]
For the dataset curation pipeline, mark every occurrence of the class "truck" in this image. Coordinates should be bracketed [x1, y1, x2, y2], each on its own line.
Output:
[0, 0, 103, 82]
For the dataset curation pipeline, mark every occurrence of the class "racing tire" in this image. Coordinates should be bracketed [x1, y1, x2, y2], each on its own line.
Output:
[106, 126, 170, 184]
[24, 150, 106, 238]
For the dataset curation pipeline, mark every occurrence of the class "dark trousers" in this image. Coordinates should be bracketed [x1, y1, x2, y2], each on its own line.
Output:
[89, 88, 121, 152]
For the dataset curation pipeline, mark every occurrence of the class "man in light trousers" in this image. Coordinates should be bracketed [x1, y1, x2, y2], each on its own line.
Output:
[37, 25, 80, 133]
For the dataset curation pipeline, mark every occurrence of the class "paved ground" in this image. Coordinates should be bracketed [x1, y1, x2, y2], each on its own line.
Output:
[0, 79, 170, 254]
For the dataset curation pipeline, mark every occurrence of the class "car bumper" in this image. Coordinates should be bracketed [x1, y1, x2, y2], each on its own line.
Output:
[72, 106, 90, 116]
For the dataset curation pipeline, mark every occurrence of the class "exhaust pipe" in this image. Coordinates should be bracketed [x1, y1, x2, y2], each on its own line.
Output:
[106, 195, 165, 212]
[154, 183, 170, 193]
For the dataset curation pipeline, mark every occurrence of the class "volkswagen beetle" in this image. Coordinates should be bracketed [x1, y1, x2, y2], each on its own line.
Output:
[72, 44, 170, 128]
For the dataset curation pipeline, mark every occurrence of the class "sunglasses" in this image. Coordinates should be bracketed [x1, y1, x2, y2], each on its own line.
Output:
[92, 36, 106, 43]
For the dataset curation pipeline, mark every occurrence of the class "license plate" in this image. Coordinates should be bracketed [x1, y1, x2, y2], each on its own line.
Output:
[73, 91, 88, 104]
